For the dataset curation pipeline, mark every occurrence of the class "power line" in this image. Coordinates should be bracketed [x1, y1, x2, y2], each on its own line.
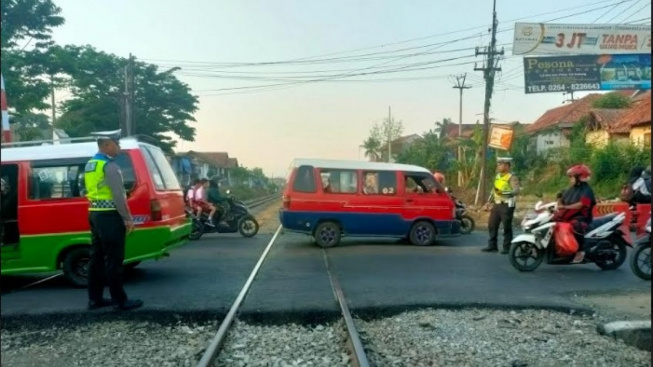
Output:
[619, 1, 651, 22]
[592, 0, 629, 23]
[141, 0, 636, 68]
[607, 0, 643, 21]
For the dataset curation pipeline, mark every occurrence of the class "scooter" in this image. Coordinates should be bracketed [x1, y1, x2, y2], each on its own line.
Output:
[187, 191, 259, 240]
[508, 201, 631, 272]
[445, 187, 475, 234]
[630, 213, 651, 281]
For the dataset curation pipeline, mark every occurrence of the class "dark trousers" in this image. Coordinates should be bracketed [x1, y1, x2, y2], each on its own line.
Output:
[488, 203, 515, 249]
[88, 211, 128, 303]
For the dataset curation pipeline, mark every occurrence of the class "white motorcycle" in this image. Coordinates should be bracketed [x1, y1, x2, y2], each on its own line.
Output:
[509, 201, 631, 272]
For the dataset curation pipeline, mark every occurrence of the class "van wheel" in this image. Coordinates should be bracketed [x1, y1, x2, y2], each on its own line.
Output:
[314, 222, 341, 248]
[63, 247, 90, 288]
[409, 221, 436, 246]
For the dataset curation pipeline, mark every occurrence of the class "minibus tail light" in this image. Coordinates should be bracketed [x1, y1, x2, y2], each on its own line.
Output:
[150, 199, 162, 221]
[282, 195, 291, 209]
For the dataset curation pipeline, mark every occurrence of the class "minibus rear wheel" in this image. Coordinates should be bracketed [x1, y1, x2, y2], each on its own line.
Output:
[314, 221, 341, 248]
[62, 247, 90, 288]
[409, 221, 437, 246]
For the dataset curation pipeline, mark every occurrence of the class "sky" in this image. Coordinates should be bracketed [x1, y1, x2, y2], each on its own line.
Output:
[47, 0, 652, 178]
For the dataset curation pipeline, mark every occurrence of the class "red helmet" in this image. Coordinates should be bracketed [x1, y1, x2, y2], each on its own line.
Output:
[567, 164, 591, 182]
[433, 172, 445, 184]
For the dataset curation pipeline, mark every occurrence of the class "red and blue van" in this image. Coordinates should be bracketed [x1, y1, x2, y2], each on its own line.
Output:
[1, 137, 191, 287]
[279, 159, 461, 247]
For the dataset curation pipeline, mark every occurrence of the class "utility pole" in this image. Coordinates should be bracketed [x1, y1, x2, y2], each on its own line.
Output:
[124, 53, 134, 136]
[451, 73, 471, 187]
[387, 106, 392, 163]
[474, 0, 503, 205]
[562, 91, 575, 104]
[50, 74, 56, 139]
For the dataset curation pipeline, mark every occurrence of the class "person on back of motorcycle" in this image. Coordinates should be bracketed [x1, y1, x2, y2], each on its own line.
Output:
[207, 179, 229, 224]
[555, 164, 597, 264]
[433, 172, 445, 185]
[194, 178, 216, 227]
[631, 165, 651, 205]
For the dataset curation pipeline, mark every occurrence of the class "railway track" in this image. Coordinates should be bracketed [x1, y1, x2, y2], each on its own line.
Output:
[244, 193, 281, 210]
[196, 225, 371, 367]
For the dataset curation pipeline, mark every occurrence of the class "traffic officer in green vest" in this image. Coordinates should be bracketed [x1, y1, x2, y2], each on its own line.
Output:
[482, 156, 520, 254]
[85, 129, 143, 311]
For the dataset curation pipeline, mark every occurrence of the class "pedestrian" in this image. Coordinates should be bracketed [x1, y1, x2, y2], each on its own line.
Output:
[84, 129, 143, 311]
[482, 156, 520, 254]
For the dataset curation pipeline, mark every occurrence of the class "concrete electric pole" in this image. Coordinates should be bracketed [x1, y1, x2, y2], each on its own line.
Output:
[451, 73, 471, 187]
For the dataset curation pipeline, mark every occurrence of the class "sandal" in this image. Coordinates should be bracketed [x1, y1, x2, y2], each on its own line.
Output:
[571, 252, 585, 264]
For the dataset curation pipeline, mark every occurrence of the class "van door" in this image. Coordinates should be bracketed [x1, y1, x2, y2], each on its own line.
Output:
[356, 170, 404, 235]
[1, 163, 20, 250]
[402, 172, 451, 222]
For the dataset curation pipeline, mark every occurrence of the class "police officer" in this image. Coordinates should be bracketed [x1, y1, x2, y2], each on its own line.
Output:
[482, 157, 520, 254]
[85, 129, 143, 311]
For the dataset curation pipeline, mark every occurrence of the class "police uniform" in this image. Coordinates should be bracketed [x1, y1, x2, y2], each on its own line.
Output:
[85, 130, 142, 311]
[483, 157, 520, 254]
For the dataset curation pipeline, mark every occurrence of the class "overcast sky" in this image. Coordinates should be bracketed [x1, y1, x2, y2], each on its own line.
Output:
[48, 0, 651, 177]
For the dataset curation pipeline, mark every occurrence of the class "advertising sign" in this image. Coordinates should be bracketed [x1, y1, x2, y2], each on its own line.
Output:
[523, 53, 651, 94]
[488, 125, 514, 151]
[513, 22, 651, 55]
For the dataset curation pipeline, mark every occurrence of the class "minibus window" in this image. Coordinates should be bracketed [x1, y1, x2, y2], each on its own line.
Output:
[141, 145, 182, 191]
[292, 165, 316, 193]
[115, 153, 137, 192]
[363, 171, 397, 195]
[29, 165, 82, 199]
[321, 169, 357, 194]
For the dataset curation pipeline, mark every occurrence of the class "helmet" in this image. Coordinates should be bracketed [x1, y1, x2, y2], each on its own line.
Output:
[433, 172, 445, 184]
[566, 164, 591, 182]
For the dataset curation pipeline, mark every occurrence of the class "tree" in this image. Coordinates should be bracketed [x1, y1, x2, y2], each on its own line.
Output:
[434, 117, 453, 141]
[360, 136, 382, 162]
[1, 0, 64, 49]
[395, 125, 449, 173]
[592, 92, 631, 109]
[370, 114, 403, 162]
[1, 0, 65, 119]
[54, 45, 198, 152]
[11, 112, 50, 141]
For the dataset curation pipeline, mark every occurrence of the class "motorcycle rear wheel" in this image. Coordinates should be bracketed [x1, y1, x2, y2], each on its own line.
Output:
[629, 243, 651, 280]
[594, 240, 627, 270]
[189, 219, 204, 240]
[460, 215, 475, 234]
[509, 241, 544, 272]
[238, 215, 259, 238]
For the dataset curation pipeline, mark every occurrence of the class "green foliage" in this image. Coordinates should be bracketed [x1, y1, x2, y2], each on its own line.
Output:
[395, 126, 451, 172]
[592, 92, 631, 109]
[1, 0, 64, 49]
[1, 5, 199, 152]
[361, 136, 382, 161]
[52, 45, 198, 152]
[11, 112, 50, 141]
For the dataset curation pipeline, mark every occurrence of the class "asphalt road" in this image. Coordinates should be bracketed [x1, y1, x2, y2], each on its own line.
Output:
[1, 229, 650, 321]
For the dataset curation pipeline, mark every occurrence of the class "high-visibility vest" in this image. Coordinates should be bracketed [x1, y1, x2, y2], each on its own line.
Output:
[84, 153, 117, 211]
[493, 173, 514, 204]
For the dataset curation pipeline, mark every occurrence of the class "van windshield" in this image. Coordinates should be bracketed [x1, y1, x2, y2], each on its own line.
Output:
[141, 144, 181, 191]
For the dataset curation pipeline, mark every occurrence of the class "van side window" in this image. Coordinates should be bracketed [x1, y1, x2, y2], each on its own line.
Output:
[363, 171, 396, 195]
[320, 169, 357, 194]
[141, 144, 181, 191]
[404, 172, 441, 194]
[30, 165, 82, 199]
[292, 165, 316, 193]
[77, 153, 137, 195]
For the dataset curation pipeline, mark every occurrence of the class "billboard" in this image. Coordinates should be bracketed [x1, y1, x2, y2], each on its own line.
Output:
[513, 22, 651, 55]
[488, 125, 515, 151]
[523, 53, 651, 94]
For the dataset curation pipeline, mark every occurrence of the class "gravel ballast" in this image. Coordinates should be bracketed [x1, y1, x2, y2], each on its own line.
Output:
[214, 320, 350, 367]
[357, 308, 651, 367]
[2, 308, 650, 367]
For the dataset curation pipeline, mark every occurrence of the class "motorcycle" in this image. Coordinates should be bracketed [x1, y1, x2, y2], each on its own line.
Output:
[509, 201, 631, 272]
[445, 187, 475, 234]
[630, 213, 651, 281]
[187, 191, 259, 240]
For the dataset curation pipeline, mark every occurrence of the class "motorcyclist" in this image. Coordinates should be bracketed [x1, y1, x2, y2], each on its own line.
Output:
[555, 164, 597, 263]
[631, 165, 651, 205]
[194, 178, 216, 227]
[207, 179, 229, 224]
[433, 172, 445, 185]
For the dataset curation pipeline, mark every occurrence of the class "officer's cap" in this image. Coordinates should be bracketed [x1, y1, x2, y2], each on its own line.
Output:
[91, 129, 122, 144]
[497, 157, 513, 164]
